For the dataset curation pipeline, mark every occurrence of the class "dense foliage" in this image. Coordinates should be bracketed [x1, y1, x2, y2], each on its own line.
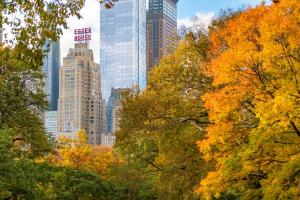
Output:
[114, 32, 212, 199]
[0, 0, 299, 199]
[115, 0, 300, 199]
[0, 0, 120, 199]
[197, 0, 300, 199]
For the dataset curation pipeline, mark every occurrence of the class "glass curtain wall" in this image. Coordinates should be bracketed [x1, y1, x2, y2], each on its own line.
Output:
[100, 0, 147, 102]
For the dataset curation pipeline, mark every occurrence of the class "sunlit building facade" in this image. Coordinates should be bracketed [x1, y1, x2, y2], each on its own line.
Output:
[44, 111, 58, 138]
[58, 43, 104, 145]
[100, 0, 147, 102]
[147, 0, 178, 71]
[101, 133, 116, 147]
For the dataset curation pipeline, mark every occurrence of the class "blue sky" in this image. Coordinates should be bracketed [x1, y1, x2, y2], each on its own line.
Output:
[177, 0, 263, 19]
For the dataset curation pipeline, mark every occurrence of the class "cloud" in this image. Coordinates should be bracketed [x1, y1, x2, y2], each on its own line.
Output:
[177, 12, 215, 30]
[60, 0, 100, 63]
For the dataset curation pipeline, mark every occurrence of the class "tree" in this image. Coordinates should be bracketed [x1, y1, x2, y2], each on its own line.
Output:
[46, 130, 121, 178]
[0, 0, 86, 157]
[0, 129, 115, 200]
[0, 0, 118, 198]
[197, 0, 300, 199]
[0, 0, 118, 156]
[115, 32, 213, 199]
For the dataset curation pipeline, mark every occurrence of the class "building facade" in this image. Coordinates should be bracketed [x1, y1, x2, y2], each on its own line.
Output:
[105, 88, 127, 133]
[42, 40, 60, 111]
[58, 43, 104, 145]
[0, 26, 2, 43]
[112, 104, 122, 133]
[100, 0, 147, 102]
[100, 133, 116, 147]
[44, 111, 58, 138]
[147, 0, 178, 71]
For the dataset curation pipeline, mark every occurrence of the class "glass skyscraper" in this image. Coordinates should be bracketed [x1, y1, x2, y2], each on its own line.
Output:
[147, 0, 178, 70]
[100, 0, 147, 102]
[42, 40, 60, 111]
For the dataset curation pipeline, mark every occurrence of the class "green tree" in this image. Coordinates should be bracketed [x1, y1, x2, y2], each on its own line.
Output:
[0, 0, 118, 156]
[0, 0, 118, 199]
[0, 128, 116, 199]
[115, 33, 212, 199]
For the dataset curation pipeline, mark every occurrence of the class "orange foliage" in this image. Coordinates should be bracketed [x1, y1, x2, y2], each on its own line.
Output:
[197, 0, 300, 198]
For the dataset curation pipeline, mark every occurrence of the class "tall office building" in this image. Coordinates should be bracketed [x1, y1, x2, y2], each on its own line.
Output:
[147, 0, 179, 71]
[100, 0, 147, 102]
[106, 88, 128, 133]
[44, 111, 58, 138]
[58, 43, 104, 145]
[42, 40, 60, 111]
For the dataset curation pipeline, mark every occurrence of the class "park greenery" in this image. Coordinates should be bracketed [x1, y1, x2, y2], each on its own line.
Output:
[0, 0, 299, 199]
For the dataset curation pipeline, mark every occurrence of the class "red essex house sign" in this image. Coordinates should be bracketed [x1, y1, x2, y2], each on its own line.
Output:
[74, 28, 92, 42]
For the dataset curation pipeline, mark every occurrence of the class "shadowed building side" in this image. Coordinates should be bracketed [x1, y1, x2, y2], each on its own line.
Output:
[42, 40, 60, 111]
[147, 0, 179, 72]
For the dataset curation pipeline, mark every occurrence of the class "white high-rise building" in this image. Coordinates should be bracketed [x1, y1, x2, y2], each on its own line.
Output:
[44, 111, 58, 138]
[58, 43, 104, 145]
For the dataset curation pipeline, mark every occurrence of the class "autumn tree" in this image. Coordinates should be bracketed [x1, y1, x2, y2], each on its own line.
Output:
[0, 0, 118, 198]
[197, 0, 300, 199]
[0, 129, 117, 200]
[46, 130, 121, 178]
[0, 0, 118, 157]
[115, 32, 213, 199]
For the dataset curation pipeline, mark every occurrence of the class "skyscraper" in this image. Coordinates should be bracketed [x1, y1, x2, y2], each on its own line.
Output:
[100, 0, 147, 102]
[44, 111, 58, 138]
[147, 0, 179, 71]
[106, 88, 128, 133]
[58, 43, 104, 145]
[42, 40, 60, 111]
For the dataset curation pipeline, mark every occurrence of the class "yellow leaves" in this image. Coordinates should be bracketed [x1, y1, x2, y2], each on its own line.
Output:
[202, 85, 247, 123]
[196, 0, 300, 198]
[260, 154, 300, 199]
[197, 122, 233, 154]
[256, 91, 299, 132]
[195, 171, 224, 199]
[45, 130, 122, 177]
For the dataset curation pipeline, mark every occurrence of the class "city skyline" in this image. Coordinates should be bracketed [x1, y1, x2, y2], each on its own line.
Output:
[55, 0, 265, 138]
[60, 0, 263, 64]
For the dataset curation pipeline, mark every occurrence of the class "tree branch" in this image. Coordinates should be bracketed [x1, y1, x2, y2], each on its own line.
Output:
[139, 157, 163, 171]
[248, 173, 267, 179]
[13, 136, 25, 144]
[290, 120, 300, 137]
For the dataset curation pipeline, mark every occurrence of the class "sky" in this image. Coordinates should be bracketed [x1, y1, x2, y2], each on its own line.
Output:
[60, 0, 264, 63]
